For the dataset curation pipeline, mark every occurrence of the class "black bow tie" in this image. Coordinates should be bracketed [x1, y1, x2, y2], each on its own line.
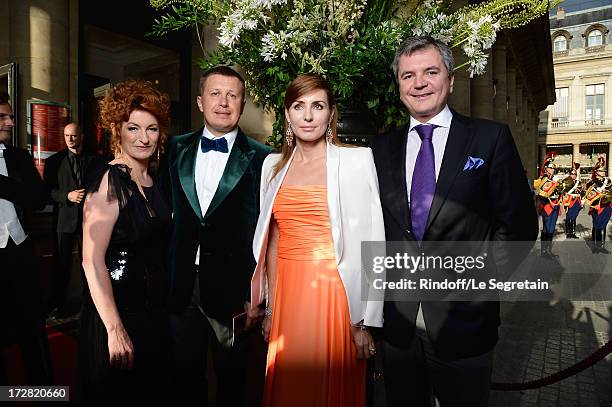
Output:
[200, 136, 229, 153]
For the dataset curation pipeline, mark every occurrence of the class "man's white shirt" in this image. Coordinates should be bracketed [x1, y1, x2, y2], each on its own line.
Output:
[0, 144, 27, 248]
[194, 127, 238, 266]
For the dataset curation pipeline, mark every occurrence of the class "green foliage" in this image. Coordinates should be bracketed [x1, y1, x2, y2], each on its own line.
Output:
[149, 0, 556, 147]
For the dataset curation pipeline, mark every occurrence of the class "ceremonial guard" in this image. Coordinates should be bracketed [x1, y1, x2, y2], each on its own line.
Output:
[534, 155, 562, 257]
[584, 157, 612, 253]
[561, 163, 582, 239]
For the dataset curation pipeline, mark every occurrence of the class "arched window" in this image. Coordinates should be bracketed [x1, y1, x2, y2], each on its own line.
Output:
[587, 29, 603, 47]
[554, 35, 567, 52]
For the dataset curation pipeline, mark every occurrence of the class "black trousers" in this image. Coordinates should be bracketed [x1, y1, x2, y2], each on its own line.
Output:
[50, 229, 83, 310]
[382, 327, 493, 407]
[167, 275, 266, 407]
[0, 239, 53, 385]
[167, 307, 266, 407]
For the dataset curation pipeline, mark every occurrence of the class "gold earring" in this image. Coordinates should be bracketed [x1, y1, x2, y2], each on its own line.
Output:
[326, 126, 333, 144]
[285, 125, 294, 148]
[157, 148, 160, 161]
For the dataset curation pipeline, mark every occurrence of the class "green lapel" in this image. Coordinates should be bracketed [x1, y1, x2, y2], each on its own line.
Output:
[204, 129, 256, 219]
[176, 129, 204, 222]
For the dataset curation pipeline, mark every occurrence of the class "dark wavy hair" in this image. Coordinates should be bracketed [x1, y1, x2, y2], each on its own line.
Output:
[98, 79, 171, 158]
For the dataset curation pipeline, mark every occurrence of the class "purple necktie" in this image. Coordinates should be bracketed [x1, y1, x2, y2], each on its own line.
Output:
[410, 124, 437, 242]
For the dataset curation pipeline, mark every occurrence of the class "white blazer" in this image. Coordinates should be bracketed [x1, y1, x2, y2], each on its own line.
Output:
[250, 143, 385, 327]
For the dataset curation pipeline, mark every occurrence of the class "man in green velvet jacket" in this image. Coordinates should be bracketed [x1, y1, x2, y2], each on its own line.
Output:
[165, 66, 270, 406]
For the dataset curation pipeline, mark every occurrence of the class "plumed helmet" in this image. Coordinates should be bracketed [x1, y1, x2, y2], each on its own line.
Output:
[540, 153, 556, 176]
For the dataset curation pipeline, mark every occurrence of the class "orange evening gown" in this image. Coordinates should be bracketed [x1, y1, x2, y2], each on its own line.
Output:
[263, 185, 366, 407]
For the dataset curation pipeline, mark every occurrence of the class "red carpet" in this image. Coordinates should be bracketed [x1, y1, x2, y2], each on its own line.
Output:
[2, 321, 79, 403]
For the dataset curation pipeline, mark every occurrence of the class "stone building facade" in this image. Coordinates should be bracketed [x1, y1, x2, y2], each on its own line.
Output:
[539, 4, 612, 178]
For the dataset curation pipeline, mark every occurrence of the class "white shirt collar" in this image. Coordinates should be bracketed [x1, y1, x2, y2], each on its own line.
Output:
[0, 143, 6, 150]
[201, 126, 239, 145]
[409, 105, 453, 132]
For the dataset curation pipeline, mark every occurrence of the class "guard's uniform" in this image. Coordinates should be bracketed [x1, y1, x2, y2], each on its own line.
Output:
[534, 160, 560, 257]
[562, 169, 582, 239]
[585, 177, 612, 253]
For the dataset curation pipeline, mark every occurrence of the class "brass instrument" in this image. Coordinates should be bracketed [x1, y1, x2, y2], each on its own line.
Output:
[557, 176, 575, 195]
[584, 177, 612, 208]
[534, 176, 559, 199]
[560, 176, 580, 207]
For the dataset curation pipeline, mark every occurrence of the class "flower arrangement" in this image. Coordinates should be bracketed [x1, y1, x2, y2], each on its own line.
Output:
[149, 0, 559, 145]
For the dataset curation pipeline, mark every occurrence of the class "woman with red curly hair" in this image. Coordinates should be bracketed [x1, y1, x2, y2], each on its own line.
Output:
[79, 79, 172, 405]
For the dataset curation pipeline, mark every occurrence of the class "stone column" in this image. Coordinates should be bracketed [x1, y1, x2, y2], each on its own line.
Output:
[447, 0, 470, 115]
[608, 143, 612, 175]
[506, 65, 517, 141]
[573, 143, 580, 166]
[515, 76, 524, 153]
[470, 50, 494, 120]
[539, 144, 547, 172]
[522, 100, 536, 178]
[9, 0, 72, 147]
[68, 0, 79, 121]
[493, 40, 507, 123]
[523, 102, 540, 175]
[0, 0, 9, 62]
[448, 49, 471, 116]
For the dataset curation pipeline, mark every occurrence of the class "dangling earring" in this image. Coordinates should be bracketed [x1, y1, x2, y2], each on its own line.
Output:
[157, 147, 160, 161]
[326, 126, 333, 144]
[285, 125, 294, 148]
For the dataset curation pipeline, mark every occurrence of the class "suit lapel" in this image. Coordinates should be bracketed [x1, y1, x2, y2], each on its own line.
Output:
[385, 125, 411, 233]
[425, 112, 472, 232]
[326, 144, 343, 263]
[60, 150, 77, 186]
[205, 130, 255, 219]
[3, 146, 17, 176]
[176, 129, 204, 221]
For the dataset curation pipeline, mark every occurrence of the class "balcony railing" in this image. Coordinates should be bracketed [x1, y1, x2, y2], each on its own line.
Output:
[585, 119, 605, 126]
[585, 45, 605, 54]
[551, 118, 569, 128]
[553, 50, 569, 58]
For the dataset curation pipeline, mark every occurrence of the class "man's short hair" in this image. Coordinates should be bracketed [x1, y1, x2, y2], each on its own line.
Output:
[199, 66, 246, 98]
[392, 36, 455, 81]
[64, 122, 82, 135]
[0, 91, 10, 106]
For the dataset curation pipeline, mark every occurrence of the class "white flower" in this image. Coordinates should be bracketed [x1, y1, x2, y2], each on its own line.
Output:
[468, 53, 488, 77]
[260, 30, 292, 62]
[243, 18, 258, 30]
[218, 19, 241, 48]
[462, 40, 478, 57]
[432, 29, 453, 44]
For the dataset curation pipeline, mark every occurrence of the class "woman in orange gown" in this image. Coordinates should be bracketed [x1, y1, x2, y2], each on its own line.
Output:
[250, 74, 385, 406]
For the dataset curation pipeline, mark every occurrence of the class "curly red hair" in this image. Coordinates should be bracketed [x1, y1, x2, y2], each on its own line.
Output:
[98, 79, 171, 157]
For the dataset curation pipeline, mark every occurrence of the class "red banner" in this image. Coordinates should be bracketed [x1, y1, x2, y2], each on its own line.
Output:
[31, 103, 69, 176]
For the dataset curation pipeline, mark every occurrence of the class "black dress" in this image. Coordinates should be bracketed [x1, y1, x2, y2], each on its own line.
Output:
[78, 164, 171, 405]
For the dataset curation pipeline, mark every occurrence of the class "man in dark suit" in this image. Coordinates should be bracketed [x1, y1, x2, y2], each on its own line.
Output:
[0, 92, 52, 384]
[370, 37, 538, 406]
[43, 122, 101, 316]
[164, 66, 271, 406]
